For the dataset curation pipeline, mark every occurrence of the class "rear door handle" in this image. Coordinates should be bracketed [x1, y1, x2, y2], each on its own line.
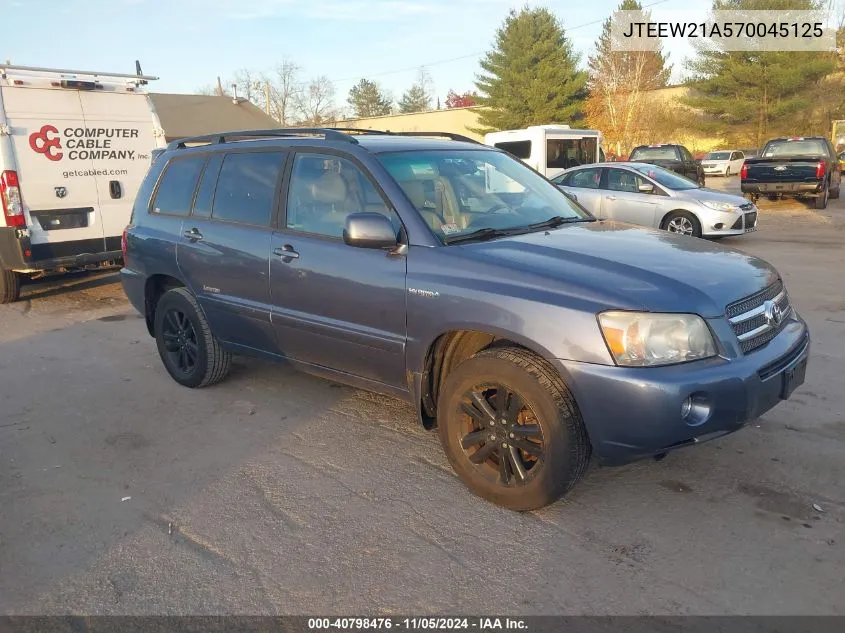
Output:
[273, 245, 299, 260]
[183, 228, 203, 242]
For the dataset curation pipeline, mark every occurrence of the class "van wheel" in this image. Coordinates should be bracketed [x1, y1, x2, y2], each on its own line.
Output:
[436, 346, 591, 511]
[154, 287, 231, 388]
[0, 269, 21, 304]
[663, 211, 702, 237]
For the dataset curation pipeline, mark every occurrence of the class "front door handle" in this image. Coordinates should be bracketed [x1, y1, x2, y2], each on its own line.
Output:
[183, 228, 203, 242]
[273, 245, 299, 261]
[606, 195, 617, 201]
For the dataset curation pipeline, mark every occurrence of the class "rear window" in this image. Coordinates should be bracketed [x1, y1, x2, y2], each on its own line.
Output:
[494, 140, 532, 159]
[630, 146, 678, 161]
[547, 138, 597, 169]
[211, 152, 285, 226]
[762, 139, 827, 158]
[151, 156, 205, 216]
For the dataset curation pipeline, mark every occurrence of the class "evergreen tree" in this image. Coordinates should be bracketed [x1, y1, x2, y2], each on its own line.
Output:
[474, 8, 587, 131]
[586, 0, 671, 154]
[347, 79, 392, 118]
[683, 0, 836, 147]
[399, 69, 433, 113]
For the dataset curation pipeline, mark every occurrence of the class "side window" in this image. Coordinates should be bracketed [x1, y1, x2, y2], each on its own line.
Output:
[192, 154, 224, 218]
[568, 168, 602, 189]
[286, 153, 399, 239]
[211, 152, 285, 226]
[494, 141, 531, 159]
[680, 147, 693, 162]
[151, 156, 205, 216]
[607, 168, 648, 194]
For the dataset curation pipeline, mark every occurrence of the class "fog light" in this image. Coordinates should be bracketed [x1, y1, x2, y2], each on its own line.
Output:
[681, 397, 693, 419]
[714, 223, 724, 230]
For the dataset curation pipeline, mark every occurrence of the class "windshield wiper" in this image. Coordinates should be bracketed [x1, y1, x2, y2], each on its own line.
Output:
[444, 227, 515, 245]
[524, 215, 594, 230]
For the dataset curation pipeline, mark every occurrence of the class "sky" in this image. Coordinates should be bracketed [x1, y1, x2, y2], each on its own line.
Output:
[0, 0, 839, 114]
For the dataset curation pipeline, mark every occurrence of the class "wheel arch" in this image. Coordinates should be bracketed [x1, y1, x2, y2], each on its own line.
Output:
[414, 326, 571, 430]
[144, 273, 185, 336]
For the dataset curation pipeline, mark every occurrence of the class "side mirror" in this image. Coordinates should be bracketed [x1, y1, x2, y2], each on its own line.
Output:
[343, 212, 398, 249]
[637, 182, 654, 193]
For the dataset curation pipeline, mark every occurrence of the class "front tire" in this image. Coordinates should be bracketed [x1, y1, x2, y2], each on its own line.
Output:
[663, 210, 702, 238]
[154, 287, 231, 388]
[725, 167, 730, 177]
[0, 269, 21, 304]
[436, 346, 591, 511]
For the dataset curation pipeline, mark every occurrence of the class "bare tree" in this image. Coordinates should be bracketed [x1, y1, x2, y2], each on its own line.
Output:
[297, 75, 338, 125]
[264, 61, 303, 126]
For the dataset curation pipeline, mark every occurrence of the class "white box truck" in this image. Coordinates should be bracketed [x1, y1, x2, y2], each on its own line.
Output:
[484, 125, 604, 181]
[0, 64, 165, 302]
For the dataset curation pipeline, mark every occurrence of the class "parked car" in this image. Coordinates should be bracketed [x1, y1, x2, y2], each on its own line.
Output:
[0, 64, 165, 304]
[741, 136, 841, 209]
[122, 128, 809, 511]
[628, 144, 705, 186]
[701, 150, 746, 177]
[552, 162, 758, 238]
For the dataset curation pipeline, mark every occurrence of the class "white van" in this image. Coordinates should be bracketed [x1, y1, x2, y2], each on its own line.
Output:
[484, 125, 604, 180]
[0, 64, 165, 302]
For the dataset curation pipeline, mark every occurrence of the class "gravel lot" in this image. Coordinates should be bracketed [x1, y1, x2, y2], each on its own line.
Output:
[1, 178, 843, 615]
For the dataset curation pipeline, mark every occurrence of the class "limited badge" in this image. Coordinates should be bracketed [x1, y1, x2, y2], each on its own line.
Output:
[441, 223, 460, 235]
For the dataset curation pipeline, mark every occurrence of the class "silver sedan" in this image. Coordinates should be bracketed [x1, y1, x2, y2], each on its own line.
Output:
[551, 162, 758, 238]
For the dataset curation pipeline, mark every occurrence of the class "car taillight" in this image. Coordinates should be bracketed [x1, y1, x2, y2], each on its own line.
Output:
[740, 164, 748, 180]
[0, 170, 25, 227]
[816, 161, 826, 179]
[121, 226, 130, 261]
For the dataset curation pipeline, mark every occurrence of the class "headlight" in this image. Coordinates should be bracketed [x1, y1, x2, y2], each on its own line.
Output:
[598, 312, 717, 367]
[699, 199, 741, 213]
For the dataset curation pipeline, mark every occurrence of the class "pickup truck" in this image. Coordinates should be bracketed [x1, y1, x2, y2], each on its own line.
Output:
[740, 137, 841, 209]
[628, 144, 705, 186]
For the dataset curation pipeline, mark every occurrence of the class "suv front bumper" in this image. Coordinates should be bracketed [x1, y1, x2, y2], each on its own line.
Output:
[557, 316, 809, 465]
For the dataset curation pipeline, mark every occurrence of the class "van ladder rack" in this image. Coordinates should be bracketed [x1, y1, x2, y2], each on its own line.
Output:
[0, 64, 159, 82]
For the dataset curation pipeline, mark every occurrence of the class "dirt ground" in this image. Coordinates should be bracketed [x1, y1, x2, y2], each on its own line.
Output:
[1, 178, 843, 615]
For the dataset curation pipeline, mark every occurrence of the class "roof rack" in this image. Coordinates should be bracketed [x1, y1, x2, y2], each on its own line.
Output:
[382, 131, 482, 145]
[0, 64, 158, 83]
[167, 128, 360, 150]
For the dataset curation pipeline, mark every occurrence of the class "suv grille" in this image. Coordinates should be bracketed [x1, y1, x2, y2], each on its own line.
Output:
[726, 280, 792, 354]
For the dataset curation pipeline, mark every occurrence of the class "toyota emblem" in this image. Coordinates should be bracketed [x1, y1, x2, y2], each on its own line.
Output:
[763, 299, 783, 327]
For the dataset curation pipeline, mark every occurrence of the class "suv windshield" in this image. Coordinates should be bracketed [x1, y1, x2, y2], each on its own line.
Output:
[762, 139, 827, 158]
[628, 164, 699, 190]
[630, 147, 677, 160]
[706, 152, 731, 160]
[377, 149, 591, 243]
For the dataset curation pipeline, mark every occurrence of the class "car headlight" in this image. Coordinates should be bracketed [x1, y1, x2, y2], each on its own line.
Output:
[699, 199, 741, 213]
[598, 312, 718, 367]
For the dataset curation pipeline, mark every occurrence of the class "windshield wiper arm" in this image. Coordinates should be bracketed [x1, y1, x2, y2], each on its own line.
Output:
[525, 215, 594, 230]
[444, 227, 514, 245]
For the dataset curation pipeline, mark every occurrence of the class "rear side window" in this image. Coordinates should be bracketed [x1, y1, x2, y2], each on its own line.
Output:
[192, 154, 224, 218]
[568, 168, 603, 189]
[151, 156, 205, 216]
[494, 140, 531, 159]
[211, 152, 285, 226]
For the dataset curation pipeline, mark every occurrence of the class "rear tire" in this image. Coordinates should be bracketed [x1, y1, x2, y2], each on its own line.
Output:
[0, 269, 21, 304]
[436, 346, 591, 511]
[154, 287, 231, 388]
[663, 210, 702, 238]
[815, 185, 829, 209]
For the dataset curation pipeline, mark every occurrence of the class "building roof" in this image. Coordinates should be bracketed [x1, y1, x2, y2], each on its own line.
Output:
[149, 93, 279, 141]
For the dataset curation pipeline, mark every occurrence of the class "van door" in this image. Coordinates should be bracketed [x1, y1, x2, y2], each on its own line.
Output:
[0, 86, 104, 261]
[77, 90, 158, 252]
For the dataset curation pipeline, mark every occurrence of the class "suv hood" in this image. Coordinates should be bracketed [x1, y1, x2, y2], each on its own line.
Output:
[458, 222, 778, 317]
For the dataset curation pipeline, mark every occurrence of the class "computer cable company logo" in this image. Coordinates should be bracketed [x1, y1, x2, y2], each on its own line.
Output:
[29, 124, 64, 162]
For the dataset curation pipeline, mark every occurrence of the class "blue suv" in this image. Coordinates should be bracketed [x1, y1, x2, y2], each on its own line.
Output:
[121, 128, 810, 510]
